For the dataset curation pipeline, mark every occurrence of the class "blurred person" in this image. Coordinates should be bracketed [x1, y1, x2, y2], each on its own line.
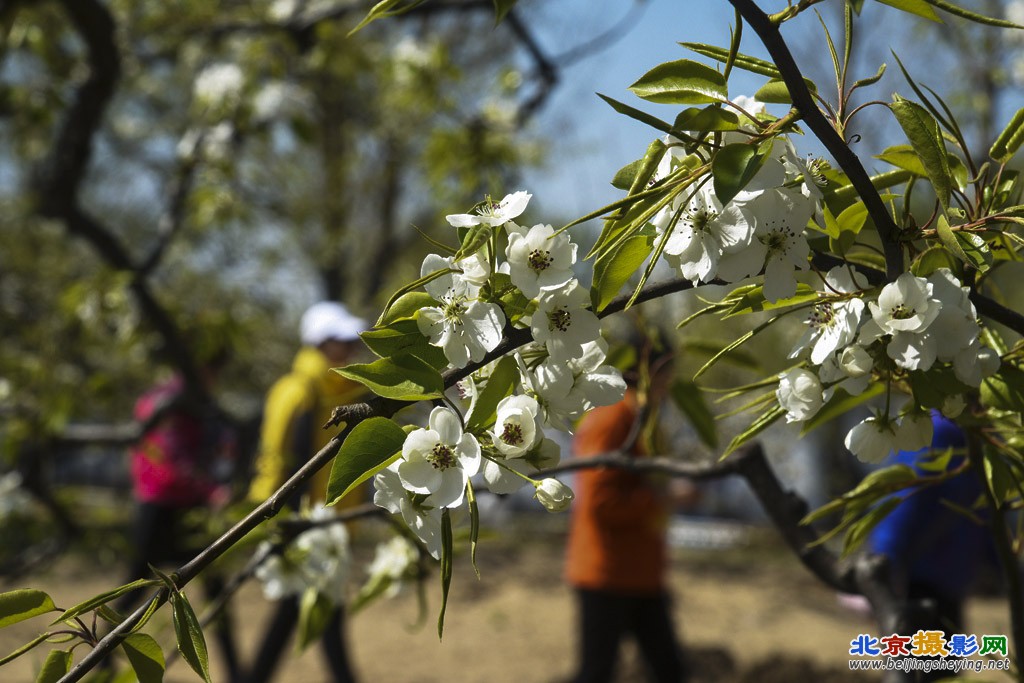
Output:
[245, 301, 368, 683]
[120, 345, 240, 680]
[865, 411, 992, 682]
[565, 344, 690, 683]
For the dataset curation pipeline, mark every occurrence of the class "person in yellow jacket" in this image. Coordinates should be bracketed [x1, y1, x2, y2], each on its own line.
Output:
[245, 301, 368, 683]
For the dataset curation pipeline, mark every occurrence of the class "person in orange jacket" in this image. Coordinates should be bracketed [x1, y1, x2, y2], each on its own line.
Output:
[565, 346, 689, 683]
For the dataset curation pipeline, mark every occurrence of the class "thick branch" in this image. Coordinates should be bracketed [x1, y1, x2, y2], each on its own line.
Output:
[727, 0, 904, 280]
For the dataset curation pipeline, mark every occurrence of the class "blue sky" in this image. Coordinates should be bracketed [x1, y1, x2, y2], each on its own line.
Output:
[523, 1, 771, 220]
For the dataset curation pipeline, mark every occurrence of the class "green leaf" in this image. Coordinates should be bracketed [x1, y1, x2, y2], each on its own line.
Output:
[467, 481, 481, 579]
[34, 649, 72, 683]
[296, 589, 335, 652]
[669, 380, 718, 449]
[722, 283, 818, 318]
[466, 356, 519, 430]
[122, 633, 165, 683]
[628, 59, 727, 105]
[437, 509, 453, 640]
[712, 144, 766, 205]
[889, 97, 953, 208]
[990, 107, 1024, 162]
[378, 292, 436, 326]
[0, 632, 51, 667]
[611, 158, 645, 191]
[336, 353, 445, 401]
[874, 0, 941, 21]
[376, 268, 455, 327]
[0, 590, 55, 628]
[326, 417, 407, 506]
[841, 498, 902, 558]
[171, 592, 211, 683]
[753, 77, 818, 104]
[911, 246, 959, 279]
[851, 63, 887, 90]
[874, 145, 966, 189]
[923, 0, 1024, 27]
[982, 449, 1018, 506]
[359, 320, 447, 369]
[722, 405, 785, 458]
[673, 106, 739, 132]
[597, 94, 673, 134]
[593, 233, 654, 312]
[492, 0, 517, 24]
[679, 43, 781, 78]
[348, 0, 426, 35]
[53, 579, 157, 625]
[982, 364, 1024, 413]
[908, 367, 971, 410]
[935, 214, 992, 272]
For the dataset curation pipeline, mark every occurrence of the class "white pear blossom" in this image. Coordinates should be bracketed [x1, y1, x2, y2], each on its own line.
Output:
[658, 185, 754, 283]
[716, 188, 813, 301]
[776, 368, 824, 423]
[521, 339, 626, 429]
[954, 343, 1000, 387]
[417, 253, 505, 368]
[255, 544, 310, 600]
[254, 507, 351, 604]
[491, 394, 543, 457]
[397, 407, 481, 509]
[295, 508, 352, 604]
[530, 279, 602, 362]
[373, 465, 443, 559]
[506, 223, 577, 298]
[790, 266, 868, 365]
[839, 344, 873, 378]
[446, 191, 531, 228]
[483, 437, 561, 495]
[534, 478, 574, 512]
[365, 536, 419, 600]
[845, 416, 900, 464]
[895, 411, 934, 454]
[818, 353, 871, 397]
[868, 272, 941, 335]
[193, 63, 244, 107]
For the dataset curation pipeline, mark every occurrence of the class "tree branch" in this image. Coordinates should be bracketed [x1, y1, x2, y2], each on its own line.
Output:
[727, 0, 905, 281]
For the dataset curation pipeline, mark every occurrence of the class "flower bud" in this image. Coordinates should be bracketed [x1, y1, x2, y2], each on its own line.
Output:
[534, 478, 574, 512]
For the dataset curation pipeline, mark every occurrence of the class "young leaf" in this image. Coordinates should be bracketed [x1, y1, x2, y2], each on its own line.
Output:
[348, 0, 426, 35]
[437, 509, 454, 640]
[0, 632, 51, 667]
[171, 592, 211, 683]
[377, 292, 436, 326]
[712, 144, 766, 205]
[296, 588, 334, 652]
[679, 43, 781, 78]
[53, 579, 157, 625]
[874, 0, 940, 21]
[0, 590, 55, 628]
[335, 353, 445, 401]
[673, 106, 739, 133]
[359, 320, 447, 369]
[841, 497, 902, 558]
[669, 379, 718, 449]
[753, 77, 818, 104]
[597, 94, 673, 134]
[628, 59, 727, 105]
[593, 233, 654, 312]
[989, 107, 1024, 163]
[923, 0, 1024, 27]
[466, 355, 519, 430]
[722, 404, 786, 458]
[122, 633, 166, 683]
[34, 649, 72, 683]
[492, 0, 517, 24]
[889, 97, 953, 209]
[467, 480, 481, 579]
[326, 417, 407, 506]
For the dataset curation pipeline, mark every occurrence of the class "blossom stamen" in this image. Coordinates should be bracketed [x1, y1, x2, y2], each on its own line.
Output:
[427, 443, 456, 470]
[548, 307, 572, 333]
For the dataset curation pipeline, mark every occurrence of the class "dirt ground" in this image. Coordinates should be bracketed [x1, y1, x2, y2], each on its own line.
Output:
[0, 522, 1012, 683]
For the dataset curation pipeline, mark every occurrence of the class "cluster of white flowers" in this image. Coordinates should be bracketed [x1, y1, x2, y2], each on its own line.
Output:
[363, 536, 420, 600]
[193, 63, 244, 109]
[775, 266, 998, 462]
[653, 107, 824, 303]
[373, 191, 625, 552]
[255, 507, 352, 604]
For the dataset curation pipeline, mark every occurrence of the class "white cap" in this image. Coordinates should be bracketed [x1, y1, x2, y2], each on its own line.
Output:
[299, 301, 368, 346]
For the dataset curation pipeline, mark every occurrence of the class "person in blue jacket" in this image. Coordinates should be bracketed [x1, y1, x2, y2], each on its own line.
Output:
[866, 412, 991, 681]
